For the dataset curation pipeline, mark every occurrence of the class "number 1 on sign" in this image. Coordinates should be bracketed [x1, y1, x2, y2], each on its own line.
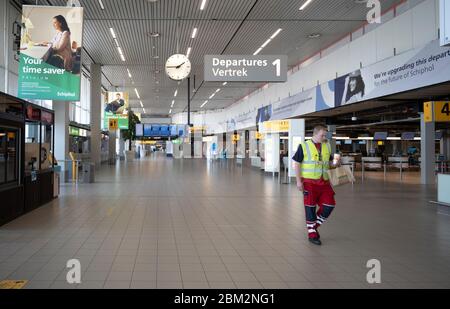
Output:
[272, 59, 280, 77]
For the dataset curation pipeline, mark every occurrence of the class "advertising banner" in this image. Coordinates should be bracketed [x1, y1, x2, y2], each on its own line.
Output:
[18, 6, 84, 101]
[104, 92, 129, 129]
[336, 39, 450, 107]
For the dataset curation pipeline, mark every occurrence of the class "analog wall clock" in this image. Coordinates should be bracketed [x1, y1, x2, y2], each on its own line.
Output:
[165, 54, 191, 81]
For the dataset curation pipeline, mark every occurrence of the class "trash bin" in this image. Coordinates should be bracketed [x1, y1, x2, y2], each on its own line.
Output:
[82, 162, 95, 183]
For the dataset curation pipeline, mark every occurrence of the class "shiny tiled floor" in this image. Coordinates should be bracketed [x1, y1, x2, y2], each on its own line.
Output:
[1, 154, 449, 289]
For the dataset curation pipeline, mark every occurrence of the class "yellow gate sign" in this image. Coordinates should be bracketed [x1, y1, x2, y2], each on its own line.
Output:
[424, 101, 450, 122]
[108, 118, 119, 130]
[0, 280, 28, 289]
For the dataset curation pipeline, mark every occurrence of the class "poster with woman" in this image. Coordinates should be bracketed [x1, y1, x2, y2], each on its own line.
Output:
[18, 6, 84, 101]
[334, 69, 366, 106]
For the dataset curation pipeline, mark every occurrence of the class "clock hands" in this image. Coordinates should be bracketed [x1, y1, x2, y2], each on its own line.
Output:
[167, 62, 186, 69]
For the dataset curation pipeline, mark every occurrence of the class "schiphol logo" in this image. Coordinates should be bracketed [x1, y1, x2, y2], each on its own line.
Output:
[366, 0, 382, 24]
[366, 259, 382, 284]
[66, 259, 82, 284]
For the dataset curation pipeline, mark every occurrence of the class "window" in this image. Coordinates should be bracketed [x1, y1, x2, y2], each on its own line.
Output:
[0, 127, 20, 186]
[69, 75, 91, 125]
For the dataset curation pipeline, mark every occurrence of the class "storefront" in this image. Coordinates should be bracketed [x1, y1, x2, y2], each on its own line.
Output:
[0, 91, 56, 226]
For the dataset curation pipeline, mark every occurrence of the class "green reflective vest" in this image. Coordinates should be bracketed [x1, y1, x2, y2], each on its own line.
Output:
[300, 140, 331, 180]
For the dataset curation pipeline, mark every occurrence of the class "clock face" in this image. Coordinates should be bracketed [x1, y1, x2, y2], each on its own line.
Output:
[165, 54, 191, 81]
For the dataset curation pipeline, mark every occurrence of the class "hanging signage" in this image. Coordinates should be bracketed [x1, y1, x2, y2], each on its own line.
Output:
[69, 126, 79, 136]
[18, 5, 84, 101]
[204, 55, 287, 82]
[108, 118, 119, 130]
[104, 92, 129, 129]
[424, 101, 450, 123]
[262, 120, 290, 133]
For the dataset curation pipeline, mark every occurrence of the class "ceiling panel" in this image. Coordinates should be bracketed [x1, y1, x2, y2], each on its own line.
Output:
[34, 0, 410, 116]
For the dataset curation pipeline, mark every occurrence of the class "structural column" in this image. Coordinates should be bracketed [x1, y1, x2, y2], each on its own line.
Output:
[90, 63, 102, 167]
[420, 112, 435, 185]
[288, 119, 305, 180]
[53, 101, 70, 182]
[327, 125, 336, 154]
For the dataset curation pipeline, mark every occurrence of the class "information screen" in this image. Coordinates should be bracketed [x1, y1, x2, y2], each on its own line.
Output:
[374, 132, 388, 140]
[401, 132, 415, 140]
[135, 124, 143, 137]
[144, 124, 152, 136]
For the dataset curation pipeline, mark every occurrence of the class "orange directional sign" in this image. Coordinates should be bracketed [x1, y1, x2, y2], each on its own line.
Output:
[424, 101, 450, 122]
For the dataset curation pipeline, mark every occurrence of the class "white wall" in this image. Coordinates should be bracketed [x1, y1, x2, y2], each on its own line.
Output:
[172, 0, 439, 134]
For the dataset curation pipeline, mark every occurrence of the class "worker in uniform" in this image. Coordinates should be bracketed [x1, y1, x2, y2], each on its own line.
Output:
[292, 125, 341, 246]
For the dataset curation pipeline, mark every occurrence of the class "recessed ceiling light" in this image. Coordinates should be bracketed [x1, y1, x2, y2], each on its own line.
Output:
[191, 28, 198, 39]
[299, 0, 314, 11]
[109, 28, 116, 39]
[200, 0, 207, 10]
[148, 32, 160, 38]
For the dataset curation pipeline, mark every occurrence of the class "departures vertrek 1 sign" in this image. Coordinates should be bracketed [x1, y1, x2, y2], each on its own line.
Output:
[204, 55, 287, 82]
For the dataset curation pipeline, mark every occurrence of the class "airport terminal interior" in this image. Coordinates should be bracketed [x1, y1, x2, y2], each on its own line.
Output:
[0, 0, 450, 290]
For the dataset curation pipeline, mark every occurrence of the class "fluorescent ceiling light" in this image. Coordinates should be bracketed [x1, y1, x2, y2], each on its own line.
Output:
[174, 89, 178, 97]
[186, 47, 192, 58]
[120, 54, 126, 62]
[299, 0, 313, 10]
[140, 101, 144, 108]
[201, 100, 208, 108]
[260, 38, 271, 48]
[253, 28, 282, 55]
[215, 88, 221, 93]
[270, 28, 283, 39]
[222, 82, 227, 86]
[117, 47, 123, 56]
[109, 28, 116, 39]
[253, 47, 262, 56]
[200, 0, 207, 10]
[134, 88, 140, 98]
[169, 109, 172, 114]
[127, 68, 132, 78]
[98, 0, 105, 10]
[209, 93, 215, 99]
[143, 108, 146, 113]
[171, 100, 175, 107]
[113, 38, 119, 47]
[191, 28, 198, 39]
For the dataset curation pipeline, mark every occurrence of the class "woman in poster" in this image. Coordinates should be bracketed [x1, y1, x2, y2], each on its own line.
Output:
[41, 15, 73, 71]
[341, 70, 365, 105]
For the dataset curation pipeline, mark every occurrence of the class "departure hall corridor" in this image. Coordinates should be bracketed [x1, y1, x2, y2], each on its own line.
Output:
[1, 156, 449, 289]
